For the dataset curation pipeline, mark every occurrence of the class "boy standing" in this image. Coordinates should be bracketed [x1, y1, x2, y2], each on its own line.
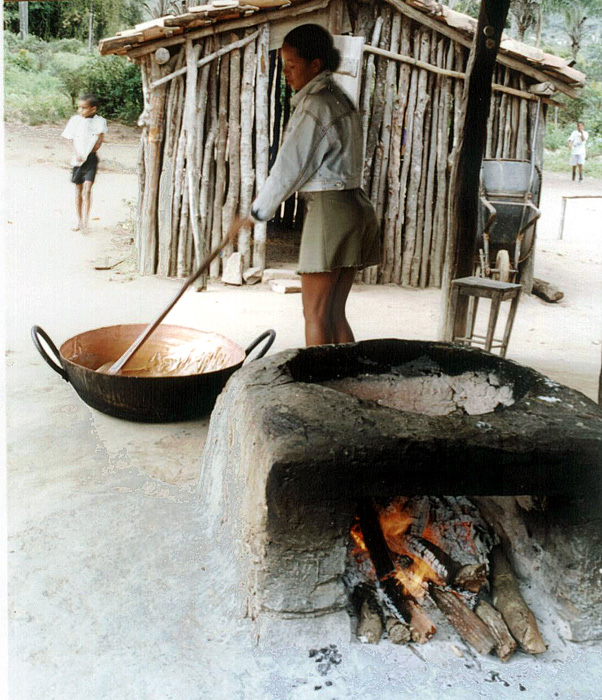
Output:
[568, 121, 589, 182]
[62, 94, 108, 233]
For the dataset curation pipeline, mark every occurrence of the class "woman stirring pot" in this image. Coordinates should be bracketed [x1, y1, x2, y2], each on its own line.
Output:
[246, 24, 380, 346]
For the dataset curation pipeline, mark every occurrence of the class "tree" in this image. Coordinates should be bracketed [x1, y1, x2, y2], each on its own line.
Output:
[542, 0, 602, 59]
[4, 0, 143, 43]
[510, 0, 541, 42]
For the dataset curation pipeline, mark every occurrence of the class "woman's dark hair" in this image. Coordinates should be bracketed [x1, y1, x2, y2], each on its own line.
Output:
[283, 24, 341, 72]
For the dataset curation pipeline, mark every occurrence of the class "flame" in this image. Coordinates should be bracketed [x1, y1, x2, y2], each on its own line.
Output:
[392, 555, 443, 600]
[350, 499, 447, 600]
[350, 518, 368, 555]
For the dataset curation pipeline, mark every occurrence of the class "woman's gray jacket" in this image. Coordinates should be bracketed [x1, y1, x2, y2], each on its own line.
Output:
[251, 71, 363, 223]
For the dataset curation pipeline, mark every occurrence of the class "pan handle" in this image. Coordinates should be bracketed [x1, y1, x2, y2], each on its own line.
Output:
[244, 330, 276, 363]
[31, 326, 69, 382]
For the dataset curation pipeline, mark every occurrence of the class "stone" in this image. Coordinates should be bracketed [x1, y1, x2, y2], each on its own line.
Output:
[270, 279, 302, 294]
[262, 268, 300, 282]
[221, 252, 243, 285]
[243, 267, 262, 285]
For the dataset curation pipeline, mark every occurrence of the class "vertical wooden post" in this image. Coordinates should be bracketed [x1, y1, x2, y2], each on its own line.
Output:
[139, 57, 169, 275]
[210, 46, 230, 278]
[520, 98, 546, 295]
[328, 0, 344, 35]
[441, 0, 511, 341]
[222, 34, 241, 261]
[254, 23, 270, 270]
[238, 32, 257, 268]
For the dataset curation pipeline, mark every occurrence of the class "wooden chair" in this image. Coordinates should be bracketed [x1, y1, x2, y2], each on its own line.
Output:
[446, 276, 522, 357]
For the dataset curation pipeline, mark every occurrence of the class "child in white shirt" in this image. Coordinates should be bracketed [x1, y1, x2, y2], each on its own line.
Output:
[62, 94, 108, 233]
[568, 121, 589, 182]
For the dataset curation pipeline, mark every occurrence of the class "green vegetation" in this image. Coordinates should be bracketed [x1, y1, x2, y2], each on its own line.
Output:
[4, 32, 143, 125]
[3, 0, 141, 44]
[543, 123, 602, 178]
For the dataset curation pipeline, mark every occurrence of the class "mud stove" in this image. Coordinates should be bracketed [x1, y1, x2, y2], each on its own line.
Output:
[197, 340, 602, 653]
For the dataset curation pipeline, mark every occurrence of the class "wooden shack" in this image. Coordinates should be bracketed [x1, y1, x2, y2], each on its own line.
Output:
[99, 0, 585, 288]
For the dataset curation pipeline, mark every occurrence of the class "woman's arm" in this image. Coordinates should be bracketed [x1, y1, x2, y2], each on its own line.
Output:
[251, 100, 330, 221]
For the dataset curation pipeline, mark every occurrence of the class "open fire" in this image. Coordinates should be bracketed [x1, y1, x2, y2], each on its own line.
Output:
[344, 496, 546, 661]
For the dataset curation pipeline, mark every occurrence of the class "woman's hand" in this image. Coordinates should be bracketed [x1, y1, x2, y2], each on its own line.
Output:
[226, 216, 255, 244]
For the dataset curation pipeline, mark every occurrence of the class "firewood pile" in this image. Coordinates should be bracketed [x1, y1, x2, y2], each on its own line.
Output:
[344, 496, 547, 661]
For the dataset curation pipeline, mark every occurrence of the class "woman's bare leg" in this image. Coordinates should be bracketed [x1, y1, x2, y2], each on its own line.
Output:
[301, 271, 340, 346]
[330, 267, 356, 343]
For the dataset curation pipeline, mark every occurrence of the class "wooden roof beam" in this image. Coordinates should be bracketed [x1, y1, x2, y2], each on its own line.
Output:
[109, 0, 329, 59]
[386, 0, 581, 98]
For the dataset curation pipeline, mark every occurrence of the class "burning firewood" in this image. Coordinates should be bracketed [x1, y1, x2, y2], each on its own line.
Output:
[400, 598, 436, 644]
[394, 535, 487, 594]
[353, 584, 384, 644]
[490, 546, 547, 654]
[475, 600, 517, 662]
[453, 563, 488, 593]
[429, 586, 496, 656]
[385, 616, 412, 645]
[356, 499, 417, 625]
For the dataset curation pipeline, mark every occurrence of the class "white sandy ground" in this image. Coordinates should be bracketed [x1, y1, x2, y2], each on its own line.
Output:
[3, 122, 602, 699]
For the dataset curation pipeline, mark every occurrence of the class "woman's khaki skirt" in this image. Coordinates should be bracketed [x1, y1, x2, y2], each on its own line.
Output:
[297, 189, 380, 274]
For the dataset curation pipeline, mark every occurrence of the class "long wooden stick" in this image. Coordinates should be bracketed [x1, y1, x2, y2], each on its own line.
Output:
[150, 30, 259, 89]
[105, 220, 245, 376]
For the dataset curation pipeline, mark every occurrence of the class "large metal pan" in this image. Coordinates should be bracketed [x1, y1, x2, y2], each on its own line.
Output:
[32, 324, 275, 423]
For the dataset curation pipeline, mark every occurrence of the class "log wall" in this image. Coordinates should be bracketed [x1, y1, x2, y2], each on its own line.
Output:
[135, 0, 546, 287]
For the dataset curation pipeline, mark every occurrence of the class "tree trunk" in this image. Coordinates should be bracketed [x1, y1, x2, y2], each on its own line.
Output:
[441, 0, 512, 341]
[19, 2, 29, 39]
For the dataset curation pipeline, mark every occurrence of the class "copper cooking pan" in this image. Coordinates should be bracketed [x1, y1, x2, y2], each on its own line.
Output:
[32, 324, 275, 422]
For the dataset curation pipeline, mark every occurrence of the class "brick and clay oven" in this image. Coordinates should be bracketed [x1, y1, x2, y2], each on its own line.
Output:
[196, 340, 602, 646]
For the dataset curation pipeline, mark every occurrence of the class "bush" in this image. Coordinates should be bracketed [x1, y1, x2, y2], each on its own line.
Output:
[544, 123, 569, 151]
[3, 31, 143, 125]
[4, 64, 72, 124]
[82, 55, 143, 124]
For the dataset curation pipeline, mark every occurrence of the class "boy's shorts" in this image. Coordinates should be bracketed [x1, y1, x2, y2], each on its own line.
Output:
[71, 152, 98, 185]
[570, 153, 585, 166]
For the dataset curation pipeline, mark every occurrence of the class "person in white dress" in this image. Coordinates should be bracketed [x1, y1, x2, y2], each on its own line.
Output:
[62, 94, 108, 233]
[568, 121, 589, 182]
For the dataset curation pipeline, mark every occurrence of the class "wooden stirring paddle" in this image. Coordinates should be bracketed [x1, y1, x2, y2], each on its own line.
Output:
[102, 218, 249, 376]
